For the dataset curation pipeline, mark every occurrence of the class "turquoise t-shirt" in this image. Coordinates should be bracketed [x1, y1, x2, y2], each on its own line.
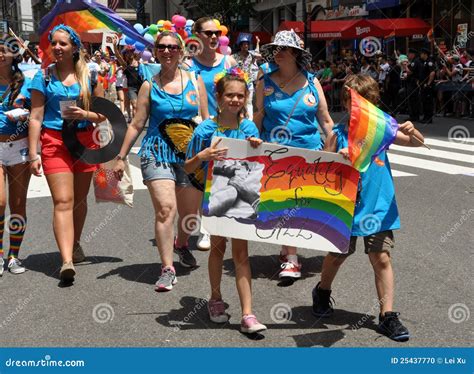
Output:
[332, 123, 401, 236]
[262, 70, 322, 150]
[0, 78, 32, 136]
[140, 73, 199, 163]
[30, 66, 90, 130]
[186, 118, 260, 160]
[190, 56, 228, 117]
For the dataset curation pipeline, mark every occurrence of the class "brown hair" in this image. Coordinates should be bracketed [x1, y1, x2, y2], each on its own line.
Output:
[192, 17, 214, 34]
[341, 74, 380, 105]
[215, 75, 249, 118]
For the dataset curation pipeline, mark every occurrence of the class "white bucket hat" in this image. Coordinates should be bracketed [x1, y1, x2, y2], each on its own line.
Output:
[261, 30, 312, 68]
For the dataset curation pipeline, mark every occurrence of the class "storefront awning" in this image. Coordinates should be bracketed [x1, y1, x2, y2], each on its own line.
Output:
[309, 18, 431, 40]
[369, 18, 431, 37]
[278, 21, 305, 35]
[310, 19, 386, 40]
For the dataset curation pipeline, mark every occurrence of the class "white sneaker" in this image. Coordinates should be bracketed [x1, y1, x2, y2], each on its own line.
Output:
[8, 258, 26, 274]
[279, 261, 301, 279]
[197, 232, 211, 251]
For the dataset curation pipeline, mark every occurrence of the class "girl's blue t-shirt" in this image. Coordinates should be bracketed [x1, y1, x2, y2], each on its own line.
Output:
[186, 118, 259, 160]
[0, 78, 32, 136]
[140, 73, 199, 163]
[332, 123, 401, 236]
[262, 71, 322, 150]
[190, 56, 227, 117]
[30, 66, 90, 130]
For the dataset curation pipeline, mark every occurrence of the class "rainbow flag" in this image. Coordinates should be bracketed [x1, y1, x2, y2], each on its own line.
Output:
[38, 0, 152, 68]
[348, 88, 398, 172]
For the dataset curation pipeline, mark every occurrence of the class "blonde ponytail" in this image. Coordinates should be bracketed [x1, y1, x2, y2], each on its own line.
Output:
[75, 49, 91, 111]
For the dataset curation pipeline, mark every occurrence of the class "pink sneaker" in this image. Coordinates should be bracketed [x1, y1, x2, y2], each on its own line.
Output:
[155, 266, 177, 292]
[208, 299, 229, 323]
[241, 314, 267, 334]
[279, 261, 301, 278]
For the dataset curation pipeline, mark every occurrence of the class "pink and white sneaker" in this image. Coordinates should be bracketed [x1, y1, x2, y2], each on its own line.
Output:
[207, 299, 229, 323]
[279, 261, 301, 278]
[241, 314, 267, 334]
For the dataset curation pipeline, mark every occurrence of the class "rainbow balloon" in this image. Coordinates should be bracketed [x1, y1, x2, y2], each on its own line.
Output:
[348, 88, 399, 172]
[38, 0, 152, 68]
[202, 155, 359, 253]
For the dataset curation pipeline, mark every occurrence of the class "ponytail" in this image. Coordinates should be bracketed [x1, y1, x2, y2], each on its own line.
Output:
[74, 49, 91, 111]
[8, 59, 25, 108]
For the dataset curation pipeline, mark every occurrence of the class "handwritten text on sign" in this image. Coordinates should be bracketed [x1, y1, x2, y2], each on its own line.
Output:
[201, 138, 360, 254]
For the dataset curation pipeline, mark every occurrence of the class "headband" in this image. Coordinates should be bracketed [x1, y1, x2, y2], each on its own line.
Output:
[48, 24, 82, 48]
[214, 67, 251, 87]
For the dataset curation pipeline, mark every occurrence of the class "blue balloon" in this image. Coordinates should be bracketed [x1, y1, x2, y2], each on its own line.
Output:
[186, 19, 194, 27]
[124, 36, 135, 45]
[134, 23, 144, 33]
[119, 35, 127, 45]
[135, 42, 146, 51]
[144, 33, 155, 44]
[185, 26, 192, 34]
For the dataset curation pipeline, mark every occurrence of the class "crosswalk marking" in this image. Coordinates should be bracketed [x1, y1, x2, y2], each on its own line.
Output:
[391, 170, 417, 177]
[390, 145, 474, 164]
[423, 138, 473, 152]
[388, 153, 473, 175]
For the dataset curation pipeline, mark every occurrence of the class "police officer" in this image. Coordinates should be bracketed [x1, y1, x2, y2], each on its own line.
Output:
[419, 48, 435, 123]
[406, 48, 422, 121]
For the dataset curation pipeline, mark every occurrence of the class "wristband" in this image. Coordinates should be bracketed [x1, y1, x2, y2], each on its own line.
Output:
[29, 157, 40, 163]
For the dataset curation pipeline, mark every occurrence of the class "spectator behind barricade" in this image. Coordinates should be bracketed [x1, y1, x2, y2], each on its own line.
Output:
[384, 56, 401, 116]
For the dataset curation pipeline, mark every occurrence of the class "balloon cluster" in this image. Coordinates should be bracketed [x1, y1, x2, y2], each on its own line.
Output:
[121, 16, 232, 61]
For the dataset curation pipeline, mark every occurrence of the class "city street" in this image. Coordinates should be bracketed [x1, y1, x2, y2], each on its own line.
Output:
[0, 115, 472, 348]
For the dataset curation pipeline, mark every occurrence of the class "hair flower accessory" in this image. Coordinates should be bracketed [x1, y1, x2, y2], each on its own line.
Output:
[214, 67, 251, 86]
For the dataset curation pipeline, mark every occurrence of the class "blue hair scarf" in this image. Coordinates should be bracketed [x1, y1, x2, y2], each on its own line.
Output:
[48, 24, 82, 48]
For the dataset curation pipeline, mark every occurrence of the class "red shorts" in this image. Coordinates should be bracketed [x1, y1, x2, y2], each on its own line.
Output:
[40, 128, 99, 175]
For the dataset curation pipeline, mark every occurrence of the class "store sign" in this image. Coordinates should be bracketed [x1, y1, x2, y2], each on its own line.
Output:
[412, 34, 424, 40]
[326, 5, 368, 19]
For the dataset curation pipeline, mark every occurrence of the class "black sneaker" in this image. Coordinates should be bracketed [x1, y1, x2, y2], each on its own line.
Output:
[174, 242, 197, 268]
[377, 312, 410, 342]
[312, 282, 334, 317]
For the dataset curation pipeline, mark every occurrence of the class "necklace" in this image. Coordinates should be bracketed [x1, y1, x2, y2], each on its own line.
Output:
[159, 68, 184, 115]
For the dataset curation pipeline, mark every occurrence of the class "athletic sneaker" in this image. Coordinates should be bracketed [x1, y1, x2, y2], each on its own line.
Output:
[155, 266, 177, 292]
[240, 314, 267, 334]
[312, 282, 334, 317]
[73, 242, 86, 264]
[174, 241, 197, 268]
[197, 233, 211, 251]
[377, 312, 410, 342]
[207, 299, 229, 323]
[8, 258, 26, 274]
[60, 261, 76, 282]
[0, 258, 4, 277]
[279, 261, 301, 278]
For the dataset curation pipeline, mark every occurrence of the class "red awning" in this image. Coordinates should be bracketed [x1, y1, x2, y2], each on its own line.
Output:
[369, 18, 431, 37]
[310, 19, 386, 40]
[310, 18, 431, 40]
[278, 21, 305, 35]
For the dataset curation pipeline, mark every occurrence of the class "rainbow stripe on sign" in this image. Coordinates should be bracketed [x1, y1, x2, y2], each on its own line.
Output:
[349, 88, 399, 172]
[203, 155, 359, 253]
[38, 0, 152, 68]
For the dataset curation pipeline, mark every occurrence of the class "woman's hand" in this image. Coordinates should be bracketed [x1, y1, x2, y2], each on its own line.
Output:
[113, 159, 125, 181]
[29, 158, 42, 176]
[398, 121, 415, 136]
[247, 137, 262, 148]
[62, 106, 88, 120]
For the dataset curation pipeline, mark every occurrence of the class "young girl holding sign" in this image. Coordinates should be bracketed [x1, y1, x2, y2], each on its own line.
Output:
[314, 74, 424, 342]
[185, 69, 267, 334]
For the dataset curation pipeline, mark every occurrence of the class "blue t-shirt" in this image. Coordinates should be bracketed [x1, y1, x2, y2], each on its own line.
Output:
[190, 56, 229, 117]
[186, 118, 260, 160]
[332, 124, 400, 236]
[30, 66, 90, 131]
[0, 78, 32, 136]
[262, 71, 322, 150]
[140, 73, 199, 163]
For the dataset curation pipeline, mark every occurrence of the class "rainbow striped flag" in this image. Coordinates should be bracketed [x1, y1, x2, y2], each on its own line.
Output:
[348, 88, 399, 172]
[38, 0, 152, 68]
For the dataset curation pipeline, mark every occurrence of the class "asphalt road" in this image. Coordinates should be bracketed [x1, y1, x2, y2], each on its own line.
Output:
[0, 114, 472, 348]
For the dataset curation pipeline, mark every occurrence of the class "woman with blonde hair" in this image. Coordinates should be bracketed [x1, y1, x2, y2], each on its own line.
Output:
[29, 25, 105, 283]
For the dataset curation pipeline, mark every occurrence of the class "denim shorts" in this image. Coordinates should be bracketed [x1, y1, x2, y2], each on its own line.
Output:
[140, 156, 191, 186]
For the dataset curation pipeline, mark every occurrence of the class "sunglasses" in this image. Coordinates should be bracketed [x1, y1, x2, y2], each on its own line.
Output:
[200, 30, 222, 38]
[156, 44, 181, 52]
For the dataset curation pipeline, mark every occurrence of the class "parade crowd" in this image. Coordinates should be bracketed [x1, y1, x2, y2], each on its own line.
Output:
[3, 17, 454, 342]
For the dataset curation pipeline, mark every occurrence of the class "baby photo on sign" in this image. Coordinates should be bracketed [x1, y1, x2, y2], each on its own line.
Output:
[208, 160, 264, 220]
